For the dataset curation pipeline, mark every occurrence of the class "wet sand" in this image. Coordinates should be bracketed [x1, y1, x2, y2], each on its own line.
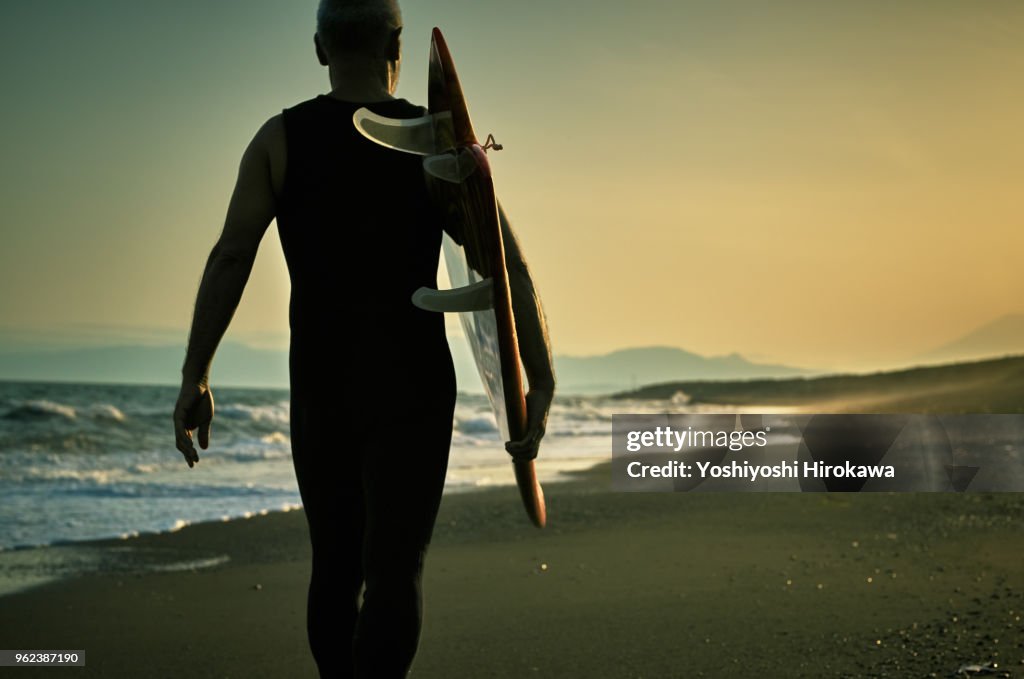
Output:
[1, 465, 1022, 678]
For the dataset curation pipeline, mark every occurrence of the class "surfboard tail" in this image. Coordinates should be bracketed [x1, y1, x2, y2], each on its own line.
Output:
[514, 460, 547, 528]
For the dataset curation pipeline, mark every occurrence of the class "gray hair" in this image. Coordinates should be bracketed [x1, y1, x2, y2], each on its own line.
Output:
[316, 0, 402, 58]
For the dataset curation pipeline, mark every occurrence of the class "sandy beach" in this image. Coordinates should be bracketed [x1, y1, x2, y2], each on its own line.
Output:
[1, 462, 1022, 678]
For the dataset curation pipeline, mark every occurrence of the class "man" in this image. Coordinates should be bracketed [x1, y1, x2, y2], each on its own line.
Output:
[172, 0, 555, 677]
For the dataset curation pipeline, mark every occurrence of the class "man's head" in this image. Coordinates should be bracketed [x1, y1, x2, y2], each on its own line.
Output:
[315, 0, 402, 64]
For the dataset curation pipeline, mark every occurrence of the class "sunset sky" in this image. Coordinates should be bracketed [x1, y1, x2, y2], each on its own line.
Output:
[1, 0, 1021, 373]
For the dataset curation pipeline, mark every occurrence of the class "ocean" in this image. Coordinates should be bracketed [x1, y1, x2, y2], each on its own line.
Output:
[8, 380, 1014, 555]
[0, 380, 615, 551]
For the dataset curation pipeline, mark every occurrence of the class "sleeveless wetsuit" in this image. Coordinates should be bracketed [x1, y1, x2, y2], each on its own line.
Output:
[277, 95, 457, 679]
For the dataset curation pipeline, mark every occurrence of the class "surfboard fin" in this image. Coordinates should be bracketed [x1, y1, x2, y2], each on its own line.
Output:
[353, 108, 454, 156]
[412, 279, 493, 312]
[423, 149, 479, 184]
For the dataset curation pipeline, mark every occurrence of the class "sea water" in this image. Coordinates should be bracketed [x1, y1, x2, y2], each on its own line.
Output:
[0, 380, 619, 550]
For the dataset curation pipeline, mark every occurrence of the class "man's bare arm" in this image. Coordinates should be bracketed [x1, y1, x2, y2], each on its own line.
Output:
[499, 202, 555, 460]
[174, 116, 285, 467]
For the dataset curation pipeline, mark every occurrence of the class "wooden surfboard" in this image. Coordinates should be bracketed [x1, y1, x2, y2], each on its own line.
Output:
[353, 28, 547, 528]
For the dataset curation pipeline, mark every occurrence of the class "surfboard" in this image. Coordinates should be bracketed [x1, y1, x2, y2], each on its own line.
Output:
[353, 27, 547, 528]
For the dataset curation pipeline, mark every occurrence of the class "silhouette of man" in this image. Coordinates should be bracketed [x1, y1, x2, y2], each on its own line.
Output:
[172, 1, 554, 677]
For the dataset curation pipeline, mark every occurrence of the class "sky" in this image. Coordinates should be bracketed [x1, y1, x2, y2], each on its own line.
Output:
[1, 0, 1022, 373]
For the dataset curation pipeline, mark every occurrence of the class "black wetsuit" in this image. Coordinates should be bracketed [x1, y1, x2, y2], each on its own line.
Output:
[277, 95, 456, 679]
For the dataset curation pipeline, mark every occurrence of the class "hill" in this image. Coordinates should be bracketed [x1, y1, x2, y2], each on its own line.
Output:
[553, 346, 809, 394]
[919, 314, 1024, 364]
[616, 355, 1024, 413]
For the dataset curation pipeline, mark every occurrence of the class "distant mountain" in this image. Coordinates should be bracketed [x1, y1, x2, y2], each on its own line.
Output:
[0, 341, 809, 394]
[919, 314, 1024, 364]
[0, 340, 483, 391]
[0, 339, 483, 391]
[553, 346, 810, 394]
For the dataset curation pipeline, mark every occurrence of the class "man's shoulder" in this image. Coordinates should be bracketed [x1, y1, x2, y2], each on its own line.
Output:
[243, 114, 286, 195]
[251, 114, 285, 153]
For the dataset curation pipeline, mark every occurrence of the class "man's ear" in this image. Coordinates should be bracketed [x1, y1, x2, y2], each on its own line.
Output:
[385, 27, 402, 61]
[314, 33, 329, 66]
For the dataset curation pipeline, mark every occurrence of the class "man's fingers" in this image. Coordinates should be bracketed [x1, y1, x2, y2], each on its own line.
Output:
[176, 433, 198, 466]
[505, 443, 538, 461]
[198, 419, 211, 450]
[175, 434, 198, 468]
[173, 409, 200, 467]
[505, 427, 542, 460]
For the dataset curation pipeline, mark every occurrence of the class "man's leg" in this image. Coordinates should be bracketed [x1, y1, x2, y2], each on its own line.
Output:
[352, 390, 455, 678]
[290, 393, 366, 678]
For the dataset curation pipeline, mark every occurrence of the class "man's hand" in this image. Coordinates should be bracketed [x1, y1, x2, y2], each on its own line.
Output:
[173, 383, 214, 468]
[505, 388, 553, 461]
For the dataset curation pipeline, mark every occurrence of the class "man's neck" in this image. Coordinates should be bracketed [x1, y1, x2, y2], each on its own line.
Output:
[327, 58, 399, 103]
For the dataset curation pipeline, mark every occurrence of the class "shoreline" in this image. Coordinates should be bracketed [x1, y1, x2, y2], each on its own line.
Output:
[0, 461, 606, 598]
[0, 455, 601, 555]
[1, 463, 1022, 677]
